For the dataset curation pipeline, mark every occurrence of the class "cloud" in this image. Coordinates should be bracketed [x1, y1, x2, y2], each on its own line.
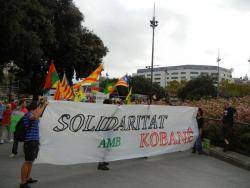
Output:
[230, 0, 250, 11]
[75, 0, 190, 76]
[74, 0, 250, 78]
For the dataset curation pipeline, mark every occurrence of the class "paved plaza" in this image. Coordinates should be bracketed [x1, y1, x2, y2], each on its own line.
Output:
[0, 143, 249, 188]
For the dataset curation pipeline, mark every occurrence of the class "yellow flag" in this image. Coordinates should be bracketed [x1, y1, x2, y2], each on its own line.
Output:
[125, 87, 132, 104]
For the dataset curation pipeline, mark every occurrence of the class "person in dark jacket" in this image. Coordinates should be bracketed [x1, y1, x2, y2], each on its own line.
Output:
[192, 108, 204, 154]
[222, 102, 236, 152]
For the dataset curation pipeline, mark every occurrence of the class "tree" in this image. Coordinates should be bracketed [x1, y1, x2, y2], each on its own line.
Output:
[0, 0, 108, 98]
[129, 76, 165, 99]
[220, 81, 250, 97]
[178, 76, 217, 100]
[166, 80, 186, 96]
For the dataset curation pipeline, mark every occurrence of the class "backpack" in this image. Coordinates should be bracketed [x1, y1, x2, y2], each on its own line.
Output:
[14, 115, 32, 142]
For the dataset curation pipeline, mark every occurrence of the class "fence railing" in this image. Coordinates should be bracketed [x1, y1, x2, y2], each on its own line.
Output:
[204, 118, 250, 127]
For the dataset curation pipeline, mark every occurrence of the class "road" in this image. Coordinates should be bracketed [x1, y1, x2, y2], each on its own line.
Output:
[0, 143, 249, 188]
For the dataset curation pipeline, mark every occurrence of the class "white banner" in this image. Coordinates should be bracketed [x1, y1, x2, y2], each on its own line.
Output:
[36, 101, 198, 165]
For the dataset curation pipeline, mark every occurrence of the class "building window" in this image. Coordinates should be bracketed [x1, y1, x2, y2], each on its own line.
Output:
[201, 72, 209, 76]
[190, 72, 199, 74]
[211, 73, 218, 77]
[181, 72, 186, 74]
[155, 73, 161, 76]
[147, 74, 151, 76]
[154, 78, 161, 80]
[190, 76, 197, 79]
[171, 72, 178, 75]
[167, 77, 169, 79]
[171, 77, 178, 79]
[181, 76, 186, 79]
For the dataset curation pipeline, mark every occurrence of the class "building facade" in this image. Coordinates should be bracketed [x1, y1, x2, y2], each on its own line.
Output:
[134, 65, 233, 87]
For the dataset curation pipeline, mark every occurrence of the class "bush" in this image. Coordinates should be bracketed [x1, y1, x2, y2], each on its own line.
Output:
[205, 125, 222, 145]
[204, 123, 250, 156]
[240, 133, 250, 153]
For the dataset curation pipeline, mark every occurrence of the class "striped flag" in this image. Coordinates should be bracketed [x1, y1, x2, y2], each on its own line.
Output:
[115, 75, 129, 87]
[61, 74, 74, 100]
[54, 81, 62, 100]
[73, 64, 103, 90]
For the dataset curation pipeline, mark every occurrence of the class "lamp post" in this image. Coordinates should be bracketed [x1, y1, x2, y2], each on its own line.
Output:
[7, 60, 15, 102]
[164, 66, 168, 103]
[248, 59, 250, 79]
[149, 3, 158, 104]
[217, 54, 221, 98]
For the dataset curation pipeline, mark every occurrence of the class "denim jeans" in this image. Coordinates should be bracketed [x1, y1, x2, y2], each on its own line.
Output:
[194, 134, 203, 152]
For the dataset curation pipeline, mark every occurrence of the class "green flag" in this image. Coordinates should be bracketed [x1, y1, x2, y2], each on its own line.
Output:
[10, 112, 24, 133]
[103, 83, 115, 94]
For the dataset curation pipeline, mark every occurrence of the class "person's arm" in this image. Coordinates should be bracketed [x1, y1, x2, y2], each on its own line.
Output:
[30, 101, 49, 120]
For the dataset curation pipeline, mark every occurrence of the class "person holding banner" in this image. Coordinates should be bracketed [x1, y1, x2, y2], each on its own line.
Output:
[192, 108, 204, 154]
[20, 98, 48, 188]
[97, 98, 112, 170]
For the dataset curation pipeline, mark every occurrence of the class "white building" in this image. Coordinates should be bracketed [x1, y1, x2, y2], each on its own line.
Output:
[134, 65, 233, 87]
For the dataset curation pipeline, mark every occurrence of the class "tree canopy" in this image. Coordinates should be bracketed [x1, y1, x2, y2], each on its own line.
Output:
[178, 76, 217, 100]
[220, 81, 250, 98]
[0, 0, 108, 97]
[129, 75, 165, 99]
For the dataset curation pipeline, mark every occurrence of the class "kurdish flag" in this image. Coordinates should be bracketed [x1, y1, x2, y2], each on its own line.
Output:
[44, 61, 60, 89]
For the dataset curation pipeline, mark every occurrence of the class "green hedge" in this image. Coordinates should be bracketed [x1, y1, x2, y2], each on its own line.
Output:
[203, 124, 250, 156]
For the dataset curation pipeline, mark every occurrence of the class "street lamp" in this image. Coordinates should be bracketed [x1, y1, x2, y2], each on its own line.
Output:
[217, 53, 221, 98]
[248, 59, 250, 79]
[149, 3, 158, 104]
[164, 66, 168, 103]
[7, 60, 15, 102]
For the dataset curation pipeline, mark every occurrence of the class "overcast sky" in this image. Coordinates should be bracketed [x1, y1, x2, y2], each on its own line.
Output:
[74, 0, 250, 78]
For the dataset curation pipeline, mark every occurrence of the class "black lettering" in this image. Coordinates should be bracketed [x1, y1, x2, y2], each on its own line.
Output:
[95, 116, 110, 131]
[82, 115, 96, 131]
[114, 116, 127, 131]
[148, 115, 157, 129]
[141, 115, 150, 130]
[53, 114, 70, 132]
[127, 116, 137, 130]
[106, 117, 119, 131]
[69, 114, 85, 132]
[158, 115, 168, 129]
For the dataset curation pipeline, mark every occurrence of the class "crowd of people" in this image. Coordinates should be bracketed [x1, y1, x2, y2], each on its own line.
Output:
[0, 96, 237, 188]
[0, 99, 17, 144]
